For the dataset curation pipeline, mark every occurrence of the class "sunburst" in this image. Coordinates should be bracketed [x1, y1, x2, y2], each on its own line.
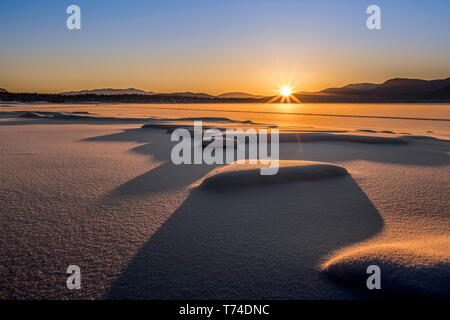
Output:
[267, 85, 301, 103]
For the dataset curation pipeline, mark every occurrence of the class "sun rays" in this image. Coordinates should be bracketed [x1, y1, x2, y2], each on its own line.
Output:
[267, 85, 301, 104]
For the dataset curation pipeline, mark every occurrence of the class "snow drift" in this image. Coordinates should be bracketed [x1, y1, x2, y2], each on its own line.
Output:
[200, 161, 348, 190]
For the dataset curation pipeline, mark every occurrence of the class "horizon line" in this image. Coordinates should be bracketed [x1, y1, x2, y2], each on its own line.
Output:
[2, 75, 450, 96]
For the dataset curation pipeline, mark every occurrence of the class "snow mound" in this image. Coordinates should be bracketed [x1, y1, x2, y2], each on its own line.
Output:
[277, 133, 408, 144]
[199, 160, 348, 190]
[321, 236, 450, 298]
[19, 111, 46, 118]
[147, 117, 258, 124]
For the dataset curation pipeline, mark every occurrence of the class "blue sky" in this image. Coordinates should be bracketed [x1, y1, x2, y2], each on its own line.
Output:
[1, 0, 449, 94]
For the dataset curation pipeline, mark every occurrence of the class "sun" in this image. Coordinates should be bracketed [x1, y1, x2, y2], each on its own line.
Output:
[281, 86, 292, 97]
[267, 84, 301, 103]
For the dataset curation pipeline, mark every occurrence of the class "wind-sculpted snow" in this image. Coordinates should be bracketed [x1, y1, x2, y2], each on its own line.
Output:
[276, 132, 408, 144]
[143, 123, 409, 144]
[0, 104, 448, 299]
[199, 161, 348, 190]
[322, 236, 450, 298]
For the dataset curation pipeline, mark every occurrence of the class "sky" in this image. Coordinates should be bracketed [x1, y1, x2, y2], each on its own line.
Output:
[1, 0, 449, 95]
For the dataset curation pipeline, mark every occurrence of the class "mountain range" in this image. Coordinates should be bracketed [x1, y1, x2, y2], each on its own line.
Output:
[58, 77, 450, 102]
[62, 88, 154, 96]
[1, 77, 450, 103]
[60, 89, 263, 99]
[216, 92, 263, 99]
[294, 77, 450, 103]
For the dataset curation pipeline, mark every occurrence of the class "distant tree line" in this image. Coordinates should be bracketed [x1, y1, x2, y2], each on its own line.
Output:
[0, 92, 269, 104]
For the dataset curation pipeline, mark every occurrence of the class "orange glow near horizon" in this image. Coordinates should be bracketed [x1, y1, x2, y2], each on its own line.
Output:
[1, 1, 450, 96]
